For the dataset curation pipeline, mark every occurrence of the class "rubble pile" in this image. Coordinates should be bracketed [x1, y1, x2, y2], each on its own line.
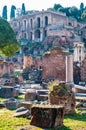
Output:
[49, 81, 75, 114]
[30, 104, 64, 129]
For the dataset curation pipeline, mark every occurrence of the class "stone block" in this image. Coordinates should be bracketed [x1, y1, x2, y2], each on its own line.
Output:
[25, 90, 37, 101]
[30, 104, 64, 129]
[0, 87, 19, 98]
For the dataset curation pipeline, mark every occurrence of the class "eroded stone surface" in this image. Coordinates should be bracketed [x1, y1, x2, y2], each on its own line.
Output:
[49, 82, 75, 114]
[30, 104, 64, 129]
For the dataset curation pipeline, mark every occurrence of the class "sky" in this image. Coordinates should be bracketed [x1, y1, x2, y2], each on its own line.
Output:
[0, 0, 86, 19]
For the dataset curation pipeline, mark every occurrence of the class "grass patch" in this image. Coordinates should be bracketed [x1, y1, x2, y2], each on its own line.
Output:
[0, 108, 29, 130]
[15, 94, 24, 100]
[60, 112, 86, 130]
[0, 97, 7, 102]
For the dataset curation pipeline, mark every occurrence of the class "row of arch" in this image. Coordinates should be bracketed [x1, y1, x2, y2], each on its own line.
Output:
[30, 16, 48, 29]
[30, 29, 47, 40]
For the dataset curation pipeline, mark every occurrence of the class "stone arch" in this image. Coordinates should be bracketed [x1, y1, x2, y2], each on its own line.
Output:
[35, 30, 40, 39]
[30, 18, 33, 29]
[45, 16, 48, 26]
[37, 17, 40, 28]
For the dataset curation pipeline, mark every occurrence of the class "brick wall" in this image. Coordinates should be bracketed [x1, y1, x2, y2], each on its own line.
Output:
[81, 56, 86, 81]
[42, 49, 66, 81]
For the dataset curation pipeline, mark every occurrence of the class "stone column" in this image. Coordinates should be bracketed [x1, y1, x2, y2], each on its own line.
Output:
[66, 55, 73, 83]
[40, 30, 43, 41]
[32, 31, 34, 41]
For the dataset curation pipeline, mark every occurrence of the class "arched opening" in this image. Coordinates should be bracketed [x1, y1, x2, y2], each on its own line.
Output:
[44, 30, 47, 37]
[30, 19, 33, 29]
[24, 20, 26, 30]
[37, 17, 40, 28]
[30, 32, 33, 40]
[45, 16, 48, 26]
[68, 22, 72, 26]
[35, 30, 40, 39]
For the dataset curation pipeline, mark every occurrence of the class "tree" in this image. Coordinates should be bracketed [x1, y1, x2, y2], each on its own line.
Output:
[69, 6, 79, 19]
[54, 4, 62, 11]
[22, 3, 26, 14]
[16, 8, 22, 17]
[80, 2, 84, 13]
[0, 18, 19, 57]
[2, 6, 7, 20]
[64, 7, 71, 17]
[10, 5, 16, 19]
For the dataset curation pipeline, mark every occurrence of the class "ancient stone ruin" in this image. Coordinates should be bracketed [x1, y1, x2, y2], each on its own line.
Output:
[49, 81, 75, 114]
[25, 89, 37, 101]
[30, 104, 64, 129]
[20, 81, 75, 129]
[0, 87, 19, 98]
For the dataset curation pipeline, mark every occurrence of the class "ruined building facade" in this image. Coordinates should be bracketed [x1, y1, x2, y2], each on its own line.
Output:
[10, 9, 79, 43]
[10, 10, 86, 83]
[10, 10, 85, 61]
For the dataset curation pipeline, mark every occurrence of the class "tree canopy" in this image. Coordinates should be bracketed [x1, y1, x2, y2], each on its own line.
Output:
[0, 18, 19, 57]
[53, 2, 86, 22]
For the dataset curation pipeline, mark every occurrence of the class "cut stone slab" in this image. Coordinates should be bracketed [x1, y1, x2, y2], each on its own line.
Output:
[3, 98, 19, 110]
[0, 87, 19, 98]
[14, 107, 30, 117]
[37, 94, 48, 101]
[25, 89, 37, 101]
[18, 101, 33, 110]
[30, 104, 64, 129]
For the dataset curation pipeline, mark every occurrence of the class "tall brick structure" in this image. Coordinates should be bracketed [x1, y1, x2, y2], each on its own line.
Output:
[42, 48, 73, 83]
[81, 56, 86, 82]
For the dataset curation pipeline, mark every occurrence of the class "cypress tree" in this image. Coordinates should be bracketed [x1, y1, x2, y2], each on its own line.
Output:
[2, 6, 7, 20]
[22, 3, 26, 14]
[10, 5, 16, 19]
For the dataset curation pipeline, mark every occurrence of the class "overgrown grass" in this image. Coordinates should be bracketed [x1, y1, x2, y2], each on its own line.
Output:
[0, 108, 86, 130]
